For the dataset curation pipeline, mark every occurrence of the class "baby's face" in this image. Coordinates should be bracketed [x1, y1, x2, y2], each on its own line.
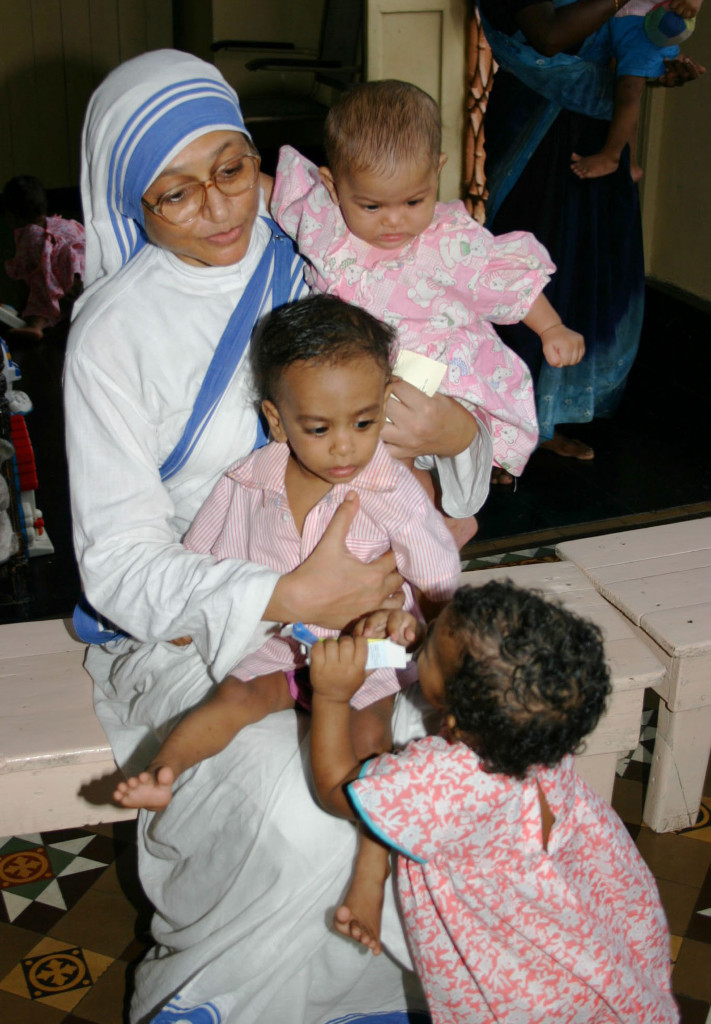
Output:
[321, 157, 444, 252]
[261, 354, 388, 488]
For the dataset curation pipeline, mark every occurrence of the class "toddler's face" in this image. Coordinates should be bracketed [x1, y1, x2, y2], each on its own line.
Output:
[416, 605, 460, 710]
[320, 156, 445, 252]
[261, 354, 389, 488]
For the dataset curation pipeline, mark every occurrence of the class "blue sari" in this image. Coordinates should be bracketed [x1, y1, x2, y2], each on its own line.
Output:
[479, 4, 645, 441]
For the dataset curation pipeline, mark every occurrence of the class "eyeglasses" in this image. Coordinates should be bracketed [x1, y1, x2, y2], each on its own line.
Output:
[142, 153, 261, 225]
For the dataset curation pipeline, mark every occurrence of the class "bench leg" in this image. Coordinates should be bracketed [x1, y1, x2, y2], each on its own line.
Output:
[574, 751, 618, 804]
[643, 702, 711, 833]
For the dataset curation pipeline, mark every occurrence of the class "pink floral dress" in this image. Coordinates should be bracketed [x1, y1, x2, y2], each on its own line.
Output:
[5, 216, 85, 326]
[272, 147, 554, 476]
[349, 736, 677, 1024]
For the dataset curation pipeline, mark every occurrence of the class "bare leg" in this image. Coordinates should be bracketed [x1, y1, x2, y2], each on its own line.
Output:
[113, 670, 293, 809]
[571, 75, 645, 181]
[334, 828, 391, 955]
[8, 316, 47, 342]
[411, 465, 478, 550]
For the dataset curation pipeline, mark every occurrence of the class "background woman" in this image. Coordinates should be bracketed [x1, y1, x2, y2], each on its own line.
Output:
[478, 0, 702, 475]
[64, 50, 491, 1023]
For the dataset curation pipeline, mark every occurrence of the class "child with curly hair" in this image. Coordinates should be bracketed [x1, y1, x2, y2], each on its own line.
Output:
[309, 580, 677, 1024]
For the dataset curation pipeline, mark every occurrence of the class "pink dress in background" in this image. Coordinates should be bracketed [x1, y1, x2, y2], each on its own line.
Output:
[6, 216, 85, 326]
[272, 147, 552, 476]
[350, 737, 678, 1024]
[184, 440, 460, 708]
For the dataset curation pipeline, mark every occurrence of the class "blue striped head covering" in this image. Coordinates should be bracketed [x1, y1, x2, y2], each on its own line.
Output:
[79, 50, 252, 290]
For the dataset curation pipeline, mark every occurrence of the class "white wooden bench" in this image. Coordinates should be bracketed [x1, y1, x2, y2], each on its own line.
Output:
[1, 558, 666, 836]
[460, 562, 665, 803]
[0, 617, 136, 837]
[557, 517, 711, 832]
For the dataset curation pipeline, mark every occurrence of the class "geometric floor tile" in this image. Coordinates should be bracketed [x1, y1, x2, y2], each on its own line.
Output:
[0, 936, 114, 1012]
[0, 831, 122, 933]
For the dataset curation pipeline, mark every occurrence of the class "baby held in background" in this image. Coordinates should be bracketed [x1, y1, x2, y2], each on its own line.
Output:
[309, 580, 678, 1024]
[114, 295, 461, 811]
[571, 0, 702, 181]
[2, 175, 85, 340]
[271, 79, 585, 536]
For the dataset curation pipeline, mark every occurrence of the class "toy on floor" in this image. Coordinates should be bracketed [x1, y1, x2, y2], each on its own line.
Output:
[0, 437, 18, 563]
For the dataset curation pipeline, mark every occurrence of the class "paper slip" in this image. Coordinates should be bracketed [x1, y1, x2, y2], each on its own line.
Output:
[392, 350, 447, 397]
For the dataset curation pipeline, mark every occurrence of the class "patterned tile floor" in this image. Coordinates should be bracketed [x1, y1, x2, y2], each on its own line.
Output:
[1, 737, 709, 1023]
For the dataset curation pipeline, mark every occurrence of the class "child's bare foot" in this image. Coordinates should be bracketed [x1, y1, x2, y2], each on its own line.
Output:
[491, 467, 515, 486]
[334, 874, 385, 955]
[444, 514, 478, 550]
[113, 765, 175, 810]
[571, 151, 619, 180]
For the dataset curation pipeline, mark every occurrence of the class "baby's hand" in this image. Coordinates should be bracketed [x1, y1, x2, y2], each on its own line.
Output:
[541, 324, 585, 367]
[352, 609, 422, 647]
[667, 0, 703, 17]
[310, 636, 368, 703]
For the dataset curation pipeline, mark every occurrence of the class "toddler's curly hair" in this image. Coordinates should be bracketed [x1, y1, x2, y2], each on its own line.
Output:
[444, 580, 611, 778]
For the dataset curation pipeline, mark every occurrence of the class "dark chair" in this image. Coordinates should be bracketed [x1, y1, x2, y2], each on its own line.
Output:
[211, 0, 364, 171]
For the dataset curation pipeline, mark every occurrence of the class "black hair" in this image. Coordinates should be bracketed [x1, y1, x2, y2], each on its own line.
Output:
[1, 175, 48, 223]
[324, 80, 441, 182]
[250, 294, 395, 405]
[442, 580, 611, 778]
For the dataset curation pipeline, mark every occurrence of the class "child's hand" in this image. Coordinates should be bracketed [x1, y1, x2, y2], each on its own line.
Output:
[540, 324, 585, 367]
[310, 636, 368, 703]
[352, 609, 423, 647]
[667, 0, 703, 17]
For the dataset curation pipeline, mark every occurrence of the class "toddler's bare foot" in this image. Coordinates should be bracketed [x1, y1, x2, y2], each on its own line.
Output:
[334, 874, 385, 955]
[444, 514, 478, 550]
[113, 765, 175, 810]
[571, 151, 619, 179]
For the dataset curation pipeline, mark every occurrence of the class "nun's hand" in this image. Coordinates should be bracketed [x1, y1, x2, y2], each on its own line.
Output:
[264, 491, 404, 630]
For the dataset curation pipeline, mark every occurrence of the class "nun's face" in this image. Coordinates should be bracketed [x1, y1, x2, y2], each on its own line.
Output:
[141, 130, 260, 268]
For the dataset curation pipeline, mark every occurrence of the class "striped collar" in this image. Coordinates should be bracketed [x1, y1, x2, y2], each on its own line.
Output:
[227, 438, 400, 497]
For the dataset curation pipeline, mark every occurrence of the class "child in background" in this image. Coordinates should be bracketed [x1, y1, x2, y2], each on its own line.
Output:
[309, 580, 678, 1024]
[571, 0, 702, 182]
[2, 175, 85, 339]
[114, 295, 461, 811]
[271, 80, 585, 534]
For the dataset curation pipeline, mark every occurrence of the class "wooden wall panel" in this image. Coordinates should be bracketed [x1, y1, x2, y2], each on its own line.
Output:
[366, 0, 468, 201]
[0, 0, 173, 190]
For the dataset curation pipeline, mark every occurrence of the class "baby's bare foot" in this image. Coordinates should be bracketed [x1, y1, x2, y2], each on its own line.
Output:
[334, 874, 385, 955]
[113, 765, 175, 810]
[571, 151, 620, 180]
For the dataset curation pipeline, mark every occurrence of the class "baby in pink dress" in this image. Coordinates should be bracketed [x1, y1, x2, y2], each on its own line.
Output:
[2, 175, 85, 339]
[309, 580, 678, 1024]
[272, 80, 585, 529]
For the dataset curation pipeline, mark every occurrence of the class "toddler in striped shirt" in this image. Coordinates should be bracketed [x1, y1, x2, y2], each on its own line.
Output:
[114, 295, 461, 811]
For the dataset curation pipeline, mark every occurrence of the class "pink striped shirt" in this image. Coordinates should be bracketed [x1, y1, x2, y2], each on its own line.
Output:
[184, 440, 460, 708]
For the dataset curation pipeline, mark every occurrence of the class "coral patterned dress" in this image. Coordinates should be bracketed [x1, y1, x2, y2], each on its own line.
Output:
[272, 147, 553, 477]
[349, 736, 677, 1024]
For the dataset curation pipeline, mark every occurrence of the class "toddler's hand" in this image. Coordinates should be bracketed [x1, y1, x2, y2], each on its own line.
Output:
[310, 636, 368, 703]
[541, 324, 585, 367]
[352, 609, 422, 647]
